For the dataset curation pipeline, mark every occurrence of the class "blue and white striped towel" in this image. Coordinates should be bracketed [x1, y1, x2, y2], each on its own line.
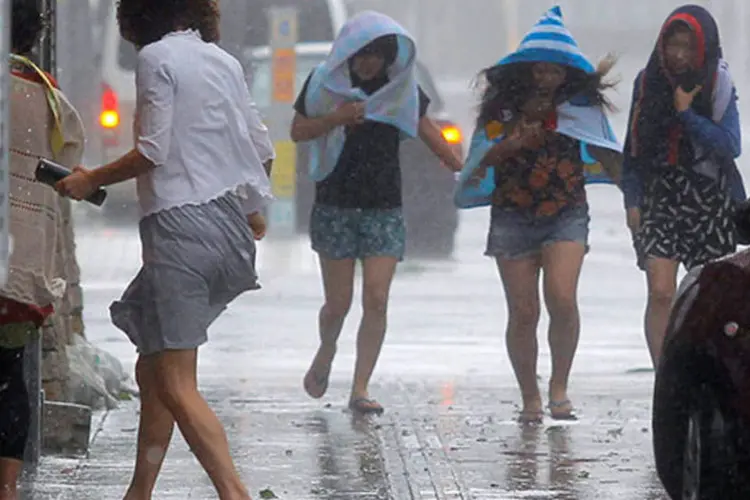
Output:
[454, 5, 622, 209]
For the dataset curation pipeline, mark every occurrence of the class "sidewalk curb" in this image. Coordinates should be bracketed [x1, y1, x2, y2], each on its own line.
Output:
[378, 419, 417, 499]
[379, 383, 468, 500]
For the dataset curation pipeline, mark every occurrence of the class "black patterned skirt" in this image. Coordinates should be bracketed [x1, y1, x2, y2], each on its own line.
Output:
[634, 167, 737, 271]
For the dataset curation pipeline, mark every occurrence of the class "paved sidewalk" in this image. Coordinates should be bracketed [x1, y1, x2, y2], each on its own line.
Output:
[22, 376, 666, 499]
[23, 195, 669, 499]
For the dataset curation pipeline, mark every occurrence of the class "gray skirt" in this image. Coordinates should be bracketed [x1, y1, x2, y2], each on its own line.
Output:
[110, 192, 259, 355]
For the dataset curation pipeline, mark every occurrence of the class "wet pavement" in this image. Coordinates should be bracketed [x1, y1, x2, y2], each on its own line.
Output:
[21, 189, 671, 499]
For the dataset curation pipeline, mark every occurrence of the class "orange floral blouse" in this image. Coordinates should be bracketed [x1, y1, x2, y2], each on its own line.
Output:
[489, 115, 586, 217]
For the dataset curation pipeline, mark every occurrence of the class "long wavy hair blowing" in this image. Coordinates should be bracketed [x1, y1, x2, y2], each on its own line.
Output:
[475, 55, 618, 128]
[117, 0, 220, 48]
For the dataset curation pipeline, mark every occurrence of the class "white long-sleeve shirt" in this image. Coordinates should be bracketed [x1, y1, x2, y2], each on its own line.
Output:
[134, 29, 274, 217]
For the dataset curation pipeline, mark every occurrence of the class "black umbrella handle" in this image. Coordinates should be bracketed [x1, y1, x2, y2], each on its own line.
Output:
[35, 159, 108, 207]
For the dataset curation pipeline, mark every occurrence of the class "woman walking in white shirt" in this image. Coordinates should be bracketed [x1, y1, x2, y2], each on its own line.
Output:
[57, 1, 273, 499]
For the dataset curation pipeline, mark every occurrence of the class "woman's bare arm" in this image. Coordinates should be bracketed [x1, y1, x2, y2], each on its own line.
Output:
[88, 149, 154, 187]
[588, 145, 624, 185]
[418, 116, 463, 171]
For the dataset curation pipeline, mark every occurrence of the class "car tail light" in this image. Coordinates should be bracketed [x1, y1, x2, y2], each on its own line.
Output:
[100, 84, 120, 129]
[441, 124, 462, 145]
[100, 110, 119, 128]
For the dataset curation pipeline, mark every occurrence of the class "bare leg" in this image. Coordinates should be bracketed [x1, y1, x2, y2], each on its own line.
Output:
[123, 355, 175, 500]
[0, 458, 22, 500]
[154, 349, 249, 500]
[541, 242, 586, 414]
[350, 256, 399, 411]
[644, 258, 680, 367]
[496, 255, 543, 418]
[304, 257, 356, 398]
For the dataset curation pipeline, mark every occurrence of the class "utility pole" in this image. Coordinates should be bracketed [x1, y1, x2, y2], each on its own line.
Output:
[0, 0, 9, 292]
[22, 0, 57, 471]
[39, 0, 56, 74]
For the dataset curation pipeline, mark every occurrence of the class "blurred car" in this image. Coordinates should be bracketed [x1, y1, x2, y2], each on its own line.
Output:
[653, 242, 750, 498]
[95, 0, 348, 221]
[241, 0, 347, 48]
[246, 42, 464, 258]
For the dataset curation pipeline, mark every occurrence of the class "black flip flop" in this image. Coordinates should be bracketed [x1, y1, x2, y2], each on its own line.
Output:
[517, 409, 544, 424]
[349, 397, 384, 415]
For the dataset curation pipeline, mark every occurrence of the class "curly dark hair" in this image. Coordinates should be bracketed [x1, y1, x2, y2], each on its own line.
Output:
[11, 0, 43, 55]
[117, 0, 220, 48]
[475, 57, 618, 127]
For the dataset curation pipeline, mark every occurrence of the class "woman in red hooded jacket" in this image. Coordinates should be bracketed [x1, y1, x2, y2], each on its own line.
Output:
[621, 5, 744, 368]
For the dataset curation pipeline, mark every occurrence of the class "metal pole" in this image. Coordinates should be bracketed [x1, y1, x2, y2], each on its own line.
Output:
[22, 335, 42, 470]
[0, 0, 10, 290]
[23, 0, 56, 471]
[38, 0, 55, 76]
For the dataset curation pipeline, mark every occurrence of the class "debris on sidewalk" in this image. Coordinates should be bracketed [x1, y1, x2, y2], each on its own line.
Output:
[66, 335, 138, 410]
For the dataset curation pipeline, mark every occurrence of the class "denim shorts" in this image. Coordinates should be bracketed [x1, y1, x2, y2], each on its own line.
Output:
[485, 204, 590, 260]
[310, 204, 406, 261]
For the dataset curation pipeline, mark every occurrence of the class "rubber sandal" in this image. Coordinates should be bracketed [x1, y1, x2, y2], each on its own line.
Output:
[349, 397, 384, 415]
[548, 399, 578, 421]
[517, 409, 544, 424]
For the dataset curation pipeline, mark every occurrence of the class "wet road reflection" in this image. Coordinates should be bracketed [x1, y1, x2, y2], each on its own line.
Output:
[308, 411, 389, 499]
[547, 427, 578, 496]
[381, 378, 671, 499]
[504, 425, 543, 492]
[547, 427, 581, 498]
[501, 425, 581, 498]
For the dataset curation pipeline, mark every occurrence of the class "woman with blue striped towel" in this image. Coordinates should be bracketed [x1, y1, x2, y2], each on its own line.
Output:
[455, 5, 622, 423]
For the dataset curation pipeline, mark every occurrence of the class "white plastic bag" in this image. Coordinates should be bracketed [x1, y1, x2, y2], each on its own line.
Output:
[66, 336, 137, 410]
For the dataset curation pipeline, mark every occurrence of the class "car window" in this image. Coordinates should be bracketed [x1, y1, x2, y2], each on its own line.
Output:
[245, 0, 335, 48]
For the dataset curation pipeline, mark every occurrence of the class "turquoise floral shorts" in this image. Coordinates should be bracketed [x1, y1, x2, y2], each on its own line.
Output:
[310, 204, 406, 261]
